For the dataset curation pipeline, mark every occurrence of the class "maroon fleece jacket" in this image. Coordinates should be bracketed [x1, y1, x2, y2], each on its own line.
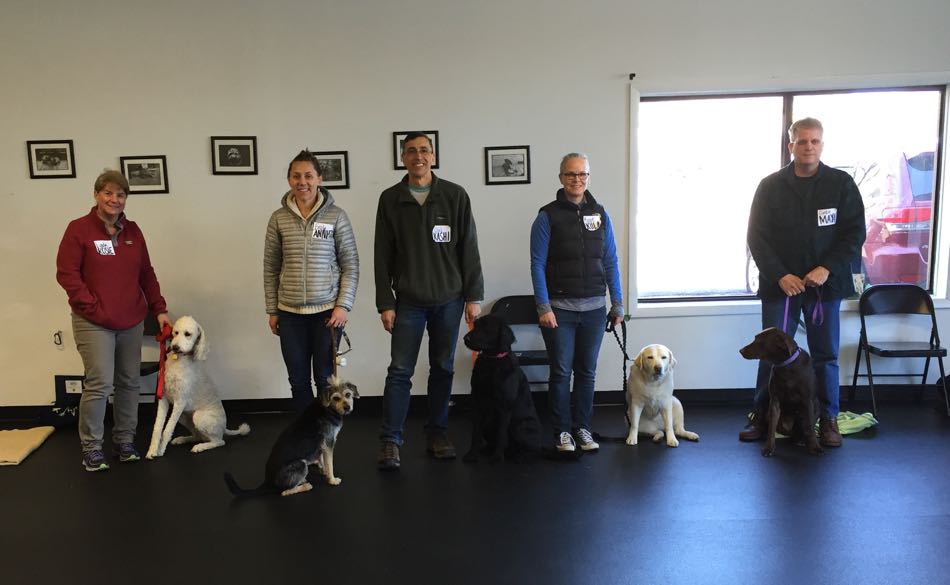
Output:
[56, 207, 167, 330]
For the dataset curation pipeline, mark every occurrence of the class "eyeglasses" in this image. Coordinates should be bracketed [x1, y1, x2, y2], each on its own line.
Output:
[561, 172, 590, 180]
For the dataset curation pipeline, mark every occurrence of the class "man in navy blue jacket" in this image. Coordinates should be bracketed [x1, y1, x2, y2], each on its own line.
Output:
[742, 118, 866, 447]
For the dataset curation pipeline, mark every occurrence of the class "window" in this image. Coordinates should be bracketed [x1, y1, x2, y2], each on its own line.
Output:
[635, 87, 945, 301]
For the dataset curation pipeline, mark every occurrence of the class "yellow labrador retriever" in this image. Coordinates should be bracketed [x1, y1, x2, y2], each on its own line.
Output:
[625, 344, 699, 447]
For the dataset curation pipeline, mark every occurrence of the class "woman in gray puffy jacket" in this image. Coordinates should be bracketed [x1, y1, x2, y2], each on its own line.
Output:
[264, 150, 359, 411]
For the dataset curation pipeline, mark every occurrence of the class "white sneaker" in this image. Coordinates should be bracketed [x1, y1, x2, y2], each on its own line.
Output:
[556, 431, 576, 452]
[576, 429, 600, 451]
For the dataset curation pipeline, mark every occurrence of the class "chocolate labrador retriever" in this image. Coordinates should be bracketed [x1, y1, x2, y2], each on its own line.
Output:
[740, 327, 823, 457]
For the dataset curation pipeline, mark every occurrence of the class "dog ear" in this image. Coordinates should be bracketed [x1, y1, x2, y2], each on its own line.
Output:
[780, 331, 797, 358]
[634, 350, 643, 370]
[193, 320, 209, 361]
[667, 348, 677, 370]
[318, 385, 332, 407]
[346, 382, 359, 399]
[498, 323, 515, 350]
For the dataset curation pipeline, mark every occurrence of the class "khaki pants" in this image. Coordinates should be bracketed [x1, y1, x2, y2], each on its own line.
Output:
[71, 314, 143, 452]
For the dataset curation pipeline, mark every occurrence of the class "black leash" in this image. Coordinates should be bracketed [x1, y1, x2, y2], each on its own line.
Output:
[592, 318, 633, 444]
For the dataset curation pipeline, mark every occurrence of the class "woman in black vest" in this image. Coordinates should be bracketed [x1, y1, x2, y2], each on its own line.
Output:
[529, 153, 624, 452]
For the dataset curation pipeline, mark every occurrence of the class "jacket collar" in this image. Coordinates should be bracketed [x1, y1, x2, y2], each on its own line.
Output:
[781, 160, 828, 183]
[397, 172, 442, 203]
[554, 188, 598, 209]
[283, 187, 332, 220]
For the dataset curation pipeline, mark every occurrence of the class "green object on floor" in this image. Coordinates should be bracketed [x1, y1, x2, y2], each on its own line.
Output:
[834, 411, 879, 435]
[751, 410, 879, 439]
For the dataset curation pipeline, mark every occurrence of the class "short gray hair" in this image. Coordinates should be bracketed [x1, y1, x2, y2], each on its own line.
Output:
[559, 152, 589, 173]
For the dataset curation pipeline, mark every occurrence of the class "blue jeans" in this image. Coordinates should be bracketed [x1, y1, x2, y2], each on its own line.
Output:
[541, 306, 607, 436]
[278, 309, 337, 412]
[380, 297, 464, 445]
[753, 293, 842, 418]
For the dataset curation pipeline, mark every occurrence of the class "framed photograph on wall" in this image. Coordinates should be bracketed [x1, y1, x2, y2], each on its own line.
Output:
[484, 145, 530, 185]
[312, 151, 350, 189]
[120, 155, 169, 194]
[27, 140, 76, 179]
[211, 136, 258, 175]
[392, 130, 439, 170]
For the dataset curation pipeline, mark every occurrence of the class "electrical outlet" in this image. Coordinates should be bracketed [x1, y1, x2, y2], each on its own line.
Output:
[65, 380, 83, 394]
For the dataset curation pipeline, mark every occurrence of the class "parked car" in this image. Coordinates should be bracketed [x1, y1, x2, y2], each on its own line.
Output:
[861, 151, 933, 288]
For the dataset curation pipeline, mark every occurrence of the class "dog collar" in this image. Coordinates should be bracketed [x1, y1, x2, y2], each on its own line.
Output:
[773, 348, 801, 368]
[482, 351, 509, 359]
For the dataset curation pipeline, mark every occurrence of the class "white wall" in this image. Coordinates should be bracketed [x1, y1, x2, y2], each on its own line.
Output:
[2, 0, 950, 406]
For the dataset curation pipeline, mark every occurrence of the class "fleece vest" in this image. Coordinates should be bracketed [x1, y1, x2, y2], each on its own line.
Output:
[541, 196, 607, 299]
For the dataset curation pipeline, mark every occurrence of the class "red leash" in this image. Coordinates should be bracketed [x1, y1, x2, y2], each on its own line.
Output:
[154, 323, 173, 399]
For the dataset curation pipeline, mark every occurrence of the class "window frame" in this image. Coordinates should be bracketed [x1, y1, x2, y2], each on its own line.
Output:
[635, 85, 948, 304]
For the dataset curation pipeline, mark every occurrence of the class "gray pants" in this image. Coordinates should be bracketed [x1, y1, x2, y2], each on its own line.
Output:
[71, 314, 144, 452]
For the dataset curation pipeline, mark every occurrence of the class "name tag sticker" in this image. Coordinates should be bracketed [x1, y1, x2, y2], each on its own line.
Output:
[583, 214, 602, 231]
[432, 225, 451, 243]
[817, 208, 837, 227]
[312, 223, 335, 240]
[94, 240, 115, 255]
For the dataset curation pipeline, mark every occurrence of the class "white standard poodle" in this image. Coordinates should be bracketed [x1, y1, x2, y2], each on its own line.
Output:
[146, 315, 250, 459]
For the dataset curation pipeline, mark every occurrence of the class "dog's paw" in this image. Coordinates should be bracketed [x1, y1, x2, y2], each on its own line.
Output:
[327, 477, 342, 486]
[170, 437, 193, 446]
[681, 431, 700, 441]
[625, 434, 638, 446]
[761, 446, 775, 457]
[145, 450, 158, 460]
[666, 437, 680, 448]
[651, 432, 665, 443]
[808, 444, 825, 456]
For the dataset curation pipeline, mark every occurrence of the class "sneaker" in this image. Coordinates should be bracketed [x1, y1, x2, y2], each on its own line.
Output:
[556, 431, 576, 452]
[819, 417, 843, 448]
[738, 412, 767, 442]
[115, 443, 140, 463]
[575, 429, 599, 451]
[377, 441, 400, 471]
[82, 449, 110, 472]
[426, 432, 457, 460]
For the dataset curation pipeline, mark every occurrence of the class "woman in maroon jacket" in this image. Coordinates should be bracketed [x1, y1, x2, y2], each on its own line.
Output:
[56, 170, 171, 471]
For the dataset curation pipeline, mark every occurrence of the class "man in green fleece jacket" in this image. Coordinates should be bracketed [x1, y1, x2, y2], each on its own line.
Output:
[374, 132, 484, 470]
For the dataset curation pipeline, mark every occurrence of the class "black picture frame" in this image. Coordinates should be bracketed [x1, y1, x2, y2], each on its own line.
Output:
[312, 150, 350, 189]
[119, 155, 170, 194]
[211, 136, 258, 175]
[27, 140, 76, 179]
[392, 130, 439, 170]
[484, 145, 530, 185]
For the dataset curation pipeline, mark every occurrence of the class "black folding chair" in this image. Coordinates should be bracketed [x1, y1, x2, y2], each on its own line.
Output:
[850, 284, 950, 415]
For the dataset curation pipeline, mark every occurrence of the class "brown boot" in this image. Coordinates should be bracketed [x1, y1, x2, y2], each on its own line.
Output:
[738, 414, 767, 442]
[426, 431, 457, 459]
[819, 417, 843, 448]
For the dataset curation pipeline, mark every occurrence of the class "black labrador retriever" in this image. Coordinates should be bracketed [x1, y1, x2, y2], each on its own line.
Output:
[462, 314, 542, 463]
[740, 327, 823, 457]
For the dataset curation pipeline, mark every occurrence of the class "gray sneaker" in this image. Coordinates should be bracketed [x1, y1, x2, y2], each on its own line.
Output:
[377, 441, 400, 471]
[114, 443, 140, 463]
[82, 449, 110, 472]
[556, 432, 576, 452]
[575, 429, 600, 451]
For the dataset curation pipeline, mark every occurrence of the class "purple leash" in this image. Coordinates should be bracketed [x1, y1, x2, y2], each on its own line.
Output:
[782, 286, 824, 334]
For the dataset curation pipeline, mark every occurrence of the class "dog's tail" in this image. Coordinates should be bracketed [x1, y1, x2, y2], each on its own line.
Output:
[223, 472, 276, 497]
[224, 423, 251, 437]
